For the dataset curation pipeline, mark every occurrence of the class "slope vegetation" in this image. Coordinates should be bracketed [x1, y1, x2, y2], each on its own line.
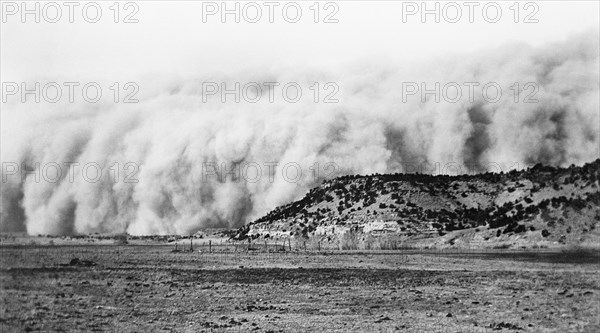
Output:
[234, 160, 600, 249]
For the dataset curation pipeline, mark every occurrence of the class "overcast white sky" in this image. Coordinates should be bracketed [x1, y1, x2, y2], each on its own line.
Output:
[1, 1, 599, 81]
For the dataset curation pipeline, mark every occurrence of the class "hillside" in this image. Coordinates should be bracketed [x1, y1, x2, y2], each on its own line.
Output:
[233, 160, 600, 249]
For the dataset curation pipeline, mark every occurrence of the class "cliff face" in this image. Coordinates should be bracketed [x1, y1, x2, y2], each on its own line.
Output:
[234, 160, 600, 249]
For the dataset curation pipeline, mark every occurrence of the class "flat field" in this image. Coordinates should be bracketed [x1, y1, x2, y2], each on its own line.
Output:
[1, 244, 599, 332]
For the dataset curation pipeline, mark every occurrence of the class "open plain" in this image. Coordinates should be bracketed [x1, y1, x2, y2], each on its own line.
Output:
[1, 242, 598, 332]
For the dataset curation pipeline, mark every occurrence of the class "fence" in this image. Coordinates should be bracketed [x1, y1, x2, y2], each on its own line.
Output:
[0, 240, 566, 271]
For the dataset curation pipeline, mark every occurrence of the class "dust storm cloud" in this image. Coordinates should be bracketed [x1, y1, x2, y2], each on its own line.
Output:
[1, 33, 598, 235]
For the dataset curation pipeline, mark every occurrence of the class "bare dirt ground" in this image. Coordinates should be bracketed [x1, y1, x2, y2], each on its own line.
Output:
[1, 245, 599, 332]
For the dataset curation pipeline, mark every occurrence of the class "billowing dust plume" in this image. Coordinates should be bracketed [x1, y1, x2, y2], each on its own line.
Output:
[2, 33, 598, 235]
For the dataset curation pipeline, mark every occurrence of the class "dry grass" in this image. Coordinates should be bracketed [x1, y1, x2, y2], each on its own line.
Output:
[1, 244, 598, 332]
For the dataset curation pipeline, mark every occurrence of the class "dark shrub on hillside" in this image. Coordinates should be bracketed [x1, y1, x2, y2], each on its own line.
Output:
[114, 234, 128, 245]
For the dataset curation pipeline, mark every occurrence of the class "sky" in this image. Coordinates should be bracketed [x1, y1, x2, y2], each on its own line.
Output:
[2, 1, 599, 81]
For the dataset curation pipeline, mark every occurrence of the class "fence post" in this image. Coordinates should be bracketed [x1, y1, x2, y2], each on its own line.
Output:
[209, 240, 212, 253]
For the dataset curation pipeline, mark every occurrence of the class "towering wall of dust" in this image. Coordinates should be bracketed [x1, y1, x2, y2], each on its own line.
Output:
[2, 33, 599, 235]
